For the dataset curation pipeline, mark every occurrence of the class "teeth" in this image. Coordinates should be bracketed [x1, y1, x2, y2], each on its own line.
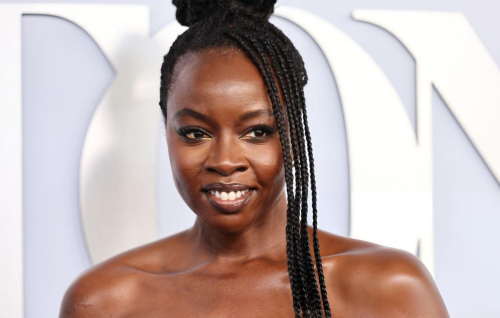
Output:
[210, 189, 251, 201]
[221, 192, 228, 200]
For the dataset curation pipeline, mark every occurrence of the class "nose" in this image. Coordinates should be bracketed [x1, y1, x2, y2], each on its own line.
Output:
[204, 133, 248, 176]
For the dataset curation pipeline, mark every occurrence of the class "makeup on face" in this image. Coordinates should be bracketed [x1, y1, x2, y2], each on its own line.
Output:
[165, 50, 286, 232]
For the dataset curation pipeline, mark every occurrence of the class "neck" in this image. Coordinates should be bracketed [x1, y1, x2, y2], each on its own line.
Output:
[188, 193, 288, 263]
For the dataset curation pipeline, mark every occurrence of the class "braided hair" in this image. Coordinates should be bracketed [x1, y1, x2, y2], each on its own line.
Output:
[159, 1, 331, 317]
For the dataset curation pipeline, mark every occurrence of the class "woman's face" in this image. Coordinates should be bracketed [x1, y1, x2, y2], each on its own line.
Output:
[165, 50, 286, 233]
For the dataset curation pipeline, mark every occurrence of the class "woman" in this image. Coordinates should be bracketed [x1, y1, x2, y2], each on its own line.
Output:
[60, 0, 449, 317]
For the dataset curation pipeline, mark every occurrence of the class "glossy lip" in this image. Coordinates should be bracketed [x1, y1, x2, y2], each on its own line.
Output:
[202, 182, 252, 192]
[202, 183, 255, 213]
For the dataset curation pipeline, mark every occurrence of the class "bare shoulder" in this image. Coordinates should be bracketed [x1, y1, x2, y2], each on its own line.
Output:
[59, 230, 190, 318]
[315, 229, 449, 317]
[59, 262, 141, 317]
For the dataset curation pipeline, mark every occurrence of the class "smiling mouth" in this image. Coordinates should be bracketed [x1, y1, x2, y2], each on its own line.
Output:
[209, 189, 250, 200]
[202, 183, 254, 213]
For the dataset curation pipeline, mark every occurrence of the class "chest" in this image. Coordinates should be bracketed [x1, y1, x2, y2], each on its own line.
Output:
[131, 264, 296, 318]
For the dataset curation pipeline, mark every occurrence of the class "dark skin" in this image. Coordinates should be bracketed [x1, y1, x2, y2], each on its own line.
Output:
[60, 50, 449, 318]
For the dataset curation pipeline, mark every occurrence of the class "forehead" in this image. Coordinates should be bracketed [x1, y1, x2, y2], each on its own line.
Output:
[166, 50, 273, 118]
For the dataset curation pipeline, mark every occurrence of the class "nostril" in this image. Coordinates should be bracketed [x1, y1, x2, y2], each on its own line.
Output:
[204, 145, 248, 175]
[205, 163, 248, 176]
[206, 167, 218, 173]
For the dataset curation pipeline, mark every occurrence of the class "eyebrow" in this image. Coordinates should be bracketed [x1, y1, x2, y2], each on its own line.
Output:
[173, 108, 209, 122]
[173, 108, 274, 123]
[238, 109, 274, 121]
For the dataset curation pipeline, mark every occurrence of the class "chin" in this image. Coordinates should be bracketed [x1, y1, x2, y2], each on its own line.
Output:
[182, 188, 259, 233]
[195, 211, 259, 234]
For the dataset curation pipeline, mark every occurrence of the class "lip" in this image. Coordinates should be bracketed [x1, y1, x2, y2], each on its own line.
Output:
[202, 182, 252, 192]
[202, 183, 254, 213]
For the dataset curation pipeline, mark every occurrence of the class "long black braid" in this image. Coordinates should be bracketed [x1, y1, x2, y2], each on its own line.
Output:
[159, 1, 331, 317]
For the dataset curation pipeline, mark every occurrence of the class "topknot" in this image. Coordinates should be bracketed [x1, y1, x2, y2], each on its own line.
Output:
[173, 0, 277, 27]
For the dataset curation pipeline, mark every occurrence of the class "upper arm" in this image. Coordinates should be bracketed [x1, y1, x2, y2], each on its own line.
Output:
[369, 249, 449, 317]
[340, 246, 449, 317]
[59, 272, 102, 318]
[59, 266, 140, 318]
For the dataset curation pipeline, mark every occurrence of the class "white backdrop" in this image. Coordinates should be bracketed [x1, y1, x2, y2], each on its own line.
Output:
[0, 0, 499, 317]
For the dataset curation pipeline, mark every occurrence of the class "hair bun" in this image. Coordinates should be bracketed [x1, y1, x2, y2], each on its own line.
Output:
[173, 0, 277, 27]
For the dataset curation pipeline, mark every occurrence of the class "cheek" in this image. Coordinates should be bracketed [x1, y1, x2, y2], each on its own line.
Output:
[166, 133, 206, 204]
[246, 138, 285, 190]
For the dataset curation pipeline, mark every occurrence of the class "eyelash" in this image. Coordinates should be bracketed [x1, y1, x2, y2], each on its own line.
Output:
[177, 126, 211, 141]
[176, 125, 277, 141]
[241, 125, 277, 140]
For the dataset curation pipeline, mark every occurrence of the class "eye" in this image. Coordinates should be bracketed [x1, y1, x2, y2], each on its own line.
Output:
[177, 127, 211, 140]
[242, 125, 276, 140]
[185, 131, 209, 139]
[245, 129, 268, 138]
